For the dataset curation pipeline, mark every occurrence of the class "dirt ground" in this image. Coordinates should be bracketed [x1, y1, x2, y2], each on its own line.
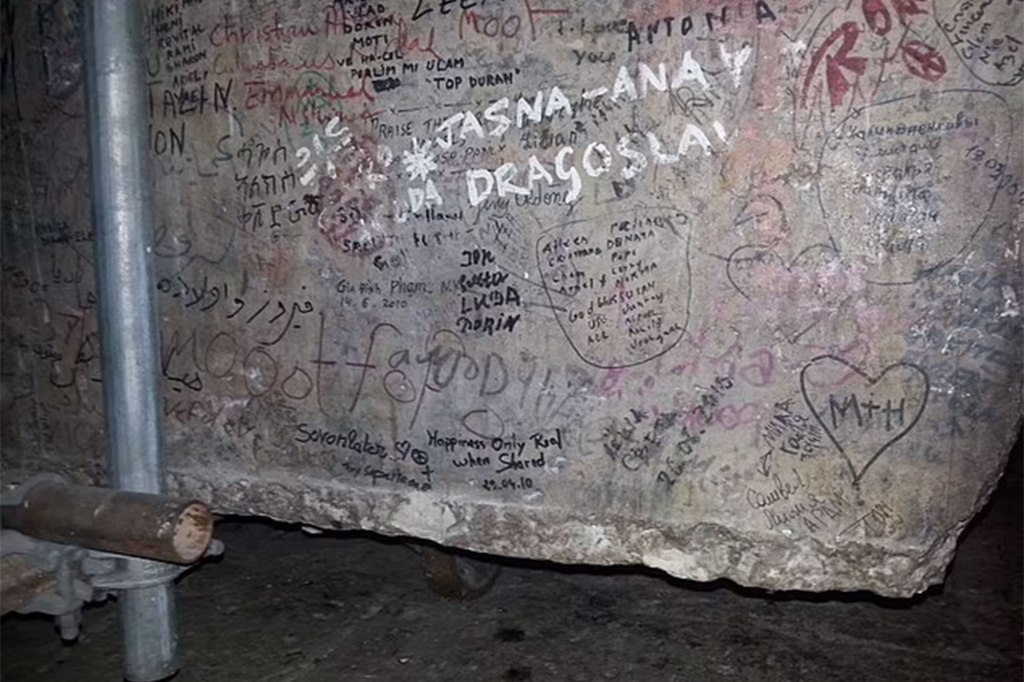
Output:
[2, 438, 1020, 682]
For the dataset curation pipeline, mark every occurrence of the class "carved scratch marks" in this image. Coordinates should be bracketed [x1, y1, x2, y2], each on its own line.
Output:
[934, 0, 1024, 87]
[726, 242, 850, 343]
[800, 355, 929, 486]
[537, 207, 691, 369]
[817, 89, 1014, 284]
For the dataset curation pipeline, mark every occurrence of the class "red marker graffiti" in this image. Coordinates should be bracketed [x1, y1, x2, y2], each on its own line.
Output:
[802, 22, 868, 108]
[900, 39, 947, 82]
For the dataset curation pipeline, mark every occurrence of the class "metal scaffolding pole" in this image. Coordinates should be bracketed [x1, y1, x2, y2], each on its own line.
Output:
[83, 1, 178, 679]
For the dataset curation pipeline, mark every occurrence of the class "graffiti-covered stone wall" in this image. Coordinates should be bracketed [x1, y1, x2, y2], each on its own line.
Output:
[1, 0, 1021, 596]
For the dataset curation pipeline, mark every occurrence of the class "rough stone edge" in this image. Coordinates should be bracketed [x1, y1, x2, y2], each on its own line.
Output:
[2, 421, 1015, 599]
[164, 433, 1014, 599]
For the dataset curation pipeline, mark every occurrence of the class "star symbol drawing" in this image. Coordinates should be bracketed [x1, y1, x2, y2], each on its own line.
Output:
[402, 137, 438, 183]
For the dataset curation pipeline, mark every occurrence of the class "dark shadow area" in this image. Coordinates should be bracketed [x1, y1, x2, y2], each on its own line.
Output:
[3, 430, 1020, 682]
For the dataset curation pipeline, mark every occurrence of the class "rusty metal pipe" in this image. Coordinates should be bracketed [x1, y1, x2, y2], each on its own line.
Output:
[1, 482, 213, 565]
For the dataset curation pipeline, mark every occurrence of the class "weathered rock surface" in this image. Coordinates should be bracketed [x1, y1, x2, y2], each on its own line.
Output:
[1, 0, 1021, 596]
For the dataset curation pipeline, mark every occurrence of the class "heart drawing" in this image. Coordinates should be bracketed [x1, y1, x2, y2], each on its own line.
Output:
[726, 243, 853, 343]
[799, 355, 930, 487]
